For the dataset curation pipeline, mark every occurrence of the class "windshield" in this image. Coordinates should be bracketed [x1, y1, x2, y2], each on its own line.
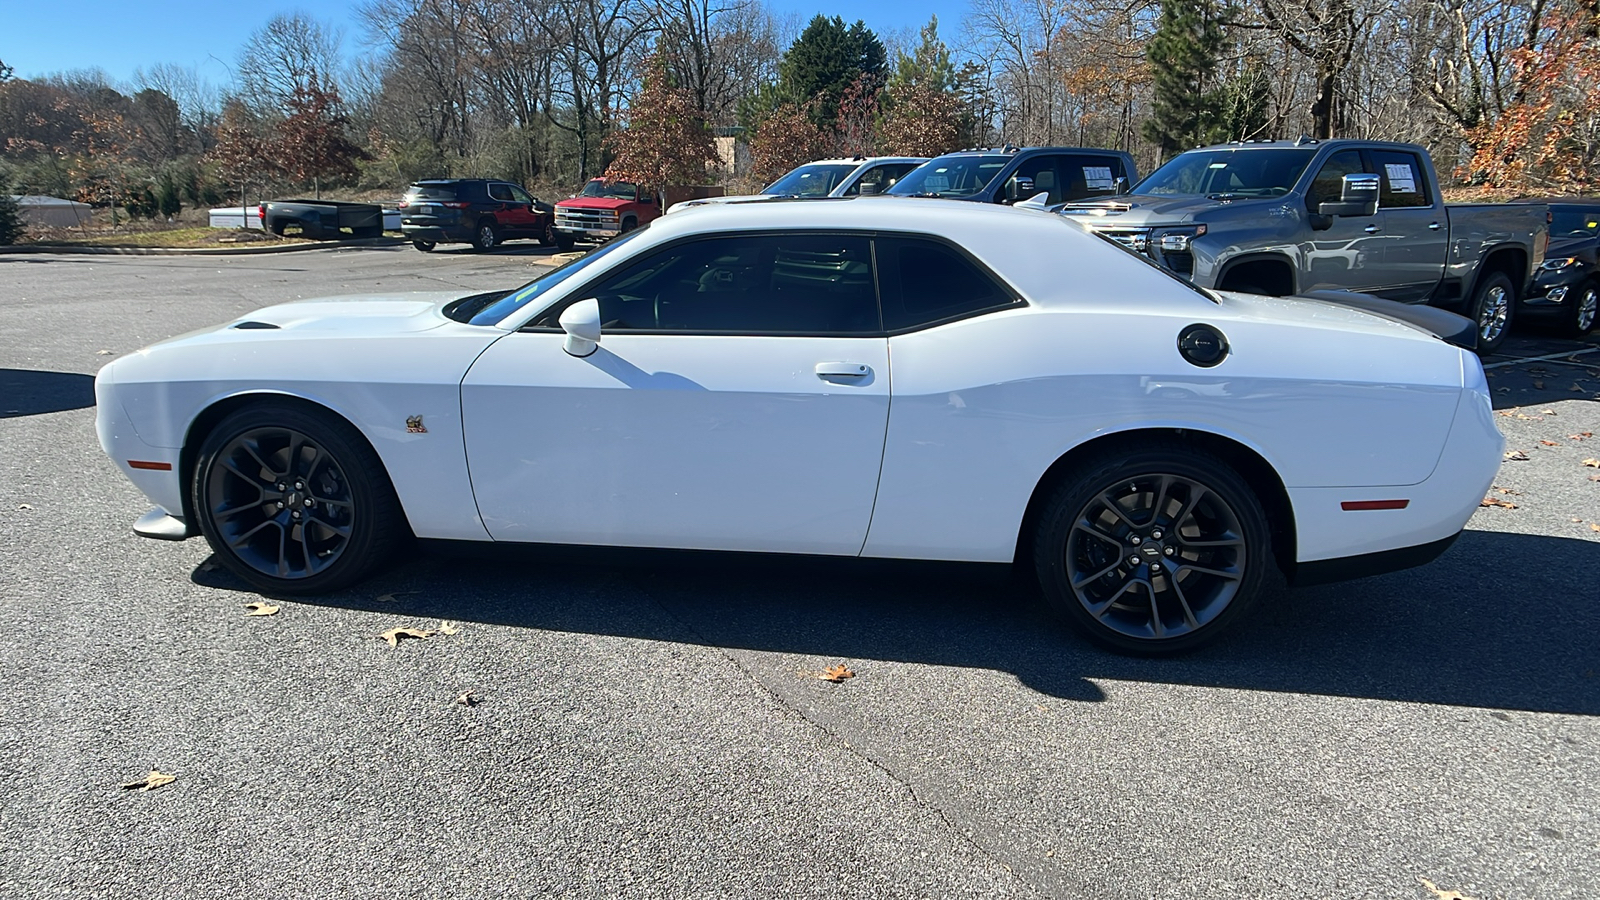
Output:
[581, 180, 637, 200]
[464, 233, 644, 326]
[888, 155, 1009, 198]
[763, 164, 857, 197]
[1551, 206, 1600, 238]
[1136, 148, 1316, 199]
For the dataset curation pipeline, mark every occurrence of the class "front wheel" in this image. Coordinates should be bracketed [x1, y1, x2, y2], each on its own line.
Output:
[411, 240, 436, 252]
[554, 232, 576, 253]
[1565, 281, 1598, 337]
[1469, 271, 1516, 353]
[1033, 447, 1271, 655]
[191, 401, 408, 595]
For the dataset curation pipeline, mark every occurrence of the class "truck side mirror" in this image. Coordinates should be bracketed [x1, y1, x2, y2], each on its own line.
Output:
[857, 180, 881, 196]
[1006, 175, 1035, 203]
[1317, 173, 1380, 218]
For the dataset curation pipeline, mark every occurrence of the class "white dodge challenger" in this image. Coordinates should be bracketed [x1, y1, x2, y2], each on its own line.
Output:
[96, 198, 1502, 653]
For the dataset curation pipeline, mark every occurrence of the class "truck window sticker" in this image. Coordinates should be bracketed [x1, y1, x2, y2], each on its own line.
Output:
[1384, 163, 1417, 193]
[1083, 166, 1114, 190]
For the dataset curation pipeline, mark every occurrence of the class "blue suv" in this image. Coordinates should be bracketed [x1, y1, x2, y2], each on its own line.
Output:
[887, 146, 1139, 206]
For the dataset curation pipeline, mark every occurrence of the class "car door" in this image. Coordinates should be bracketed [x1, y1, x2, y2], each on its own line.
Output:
[1300, 149, 1390, 294]
[489, 182, 536, 235]
[460, 232, 891, 555]
[1368, 149, 1448, 302]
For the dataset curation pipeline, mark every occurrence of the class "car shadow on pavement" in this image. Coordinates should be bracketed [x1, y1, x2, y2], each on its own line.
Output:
[0, 369, 95, 418]
[192, 529, 1600, 715]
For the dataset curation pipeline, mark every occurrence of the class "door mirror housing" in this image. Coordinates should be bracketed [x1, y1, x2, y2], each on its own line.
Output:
[560, 298, 602, 357]
[1317, 173, 1380, 217]
[1006, 175, 1035, 202]
[857, 180, 881, 196]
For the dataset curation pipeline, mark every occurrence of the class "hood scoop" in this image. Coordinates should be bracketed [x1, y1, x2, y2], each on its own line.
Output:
[232, 320, 281, 330]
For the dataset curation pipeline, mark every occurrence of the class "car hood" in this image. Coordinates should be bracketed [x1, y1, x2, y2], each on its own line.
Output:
[145, 292, 463, 349]
[1058, 193, 1280, 225]
[558, 197, 632, 210]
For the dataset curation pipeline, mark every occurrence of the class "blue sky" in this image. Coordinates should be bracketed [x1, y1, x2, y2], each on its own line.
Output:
[2, 0, 971, 89]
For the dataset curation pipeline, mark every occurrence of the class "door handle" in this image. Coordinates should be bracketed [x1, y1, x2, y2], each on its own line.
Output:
[1428, 222, 1442, 231]
[815, 362, 871, 378]
[1363, 224, 1379, 234]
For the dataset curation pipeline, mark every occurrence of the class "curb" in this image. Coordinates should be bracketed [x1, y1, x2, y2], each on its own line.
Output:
[0, 236, 405, 257]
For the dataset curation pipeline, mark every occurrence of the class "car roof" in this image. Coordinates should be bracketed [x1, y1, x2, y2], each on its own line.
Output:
[1180, 138, 1425, 153]
[802, 156, 927, 166]
[928, 147, 1129, 158]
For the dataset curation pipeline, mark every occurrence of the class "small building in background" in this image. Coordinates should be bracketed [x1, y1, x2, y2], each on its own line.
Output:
[12, 195, 92, 228]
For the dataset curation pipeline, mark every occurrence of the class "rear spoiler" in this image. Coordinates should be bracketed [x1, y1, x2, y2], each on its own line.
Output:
[1296, 290, 1477, 351]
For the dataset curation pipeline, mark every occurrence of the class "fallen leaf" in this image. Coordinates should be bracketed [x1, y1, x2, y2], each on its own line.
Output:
[121, 770, 176, 792]
[819, 664, 855, 683]
[1592, 524, 1600, 533]
[1591, 474, 1600, 482]
[1492, 486, 1522, 495]
[243, 602, 279, 617]
[17, 503, 33, 510]
[380, 627, 433, 647]
[1584, 458, 1600, 468]
[1571, 432, 1593, 440]
[1496, 410, 1514, 417]
[1515, 413, 1537, 420]
[1479, 497, 1517, 509]
[456, 691, 478, 706]
[1532, 379, 1545, 389]
[1418, 876, 1478, 900]
[1504, 450, 1530, 461]
[1541, 409, 1558, 415]
[374, 591, 417, 603]
[437, 621, 459, 635]
[1540, 440, 1559, 446]
[96, 349, 115, 355]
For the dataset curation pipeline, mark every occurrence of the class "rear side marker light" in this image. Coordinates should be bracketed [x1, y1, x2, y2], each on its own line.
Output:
[1341, 499, 1409, 511]
[128, 460, 173, 471]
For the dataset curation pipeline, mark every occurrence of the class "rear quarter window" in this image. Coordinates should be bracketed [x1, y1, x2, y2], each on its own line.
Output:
[876, 236, 1021, 331]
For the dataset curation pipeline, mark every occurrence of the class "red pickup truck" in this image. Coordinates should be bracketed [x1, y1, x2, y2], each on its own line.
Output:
[552, 179, 661, 251]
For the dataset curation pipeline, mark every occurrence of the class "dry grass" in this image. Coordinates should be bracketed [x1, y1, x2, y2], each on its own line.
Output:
[32, 226, 316, 249]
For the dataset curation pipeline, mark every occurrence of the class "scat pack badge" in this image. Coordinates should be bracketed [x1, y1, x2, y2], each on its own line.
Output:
[406, 415, 427, 434]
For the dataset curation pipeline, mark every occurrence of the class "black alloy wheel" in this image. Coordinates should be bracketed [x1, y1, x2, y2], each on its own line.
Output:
[192, 401, 407, 594]
[1567, 281, 1599, 336]
[1034, 447, 1271, 655]
[1470, 271, 1515, 353]
[412, 240, 436, 252]
[473, 220, 499, 252]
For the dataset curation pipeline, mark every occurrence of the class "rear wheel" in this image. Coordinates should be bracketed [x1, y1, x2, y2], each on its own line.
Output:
[1469, 270, 1515, 353]
[192, 401, 407, 595]
[538, 220, 554, 246]
[411, 240, 436, 252]
[1565, 281, 1598, 337]
[472, 220, 499, 252]
[1033, 447, 1271, 655]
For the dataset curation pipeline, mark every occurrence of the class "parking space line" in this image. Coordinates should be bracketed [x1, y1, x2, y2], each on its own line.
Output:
[1482, 347, 1599, 369]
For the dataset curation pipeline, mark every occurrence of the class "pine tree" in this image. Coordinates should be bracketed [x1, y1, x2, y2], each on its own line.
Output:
[774, 16, 886, 127]
[1142, 0, 1229, 159]
[0, 176, 23, 245]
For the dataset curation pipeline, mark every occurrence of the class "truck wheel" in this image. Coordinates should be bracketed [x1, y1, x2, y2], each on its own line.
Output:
[472, 220, 499, 252]
[1469, 271, 1515, 353]
[1564, 281, 1598, 337]
[412, 240, 436, 253]
[269, 221, 286, 236]
[620, 217, 638, 234]
[555, 233, 576, 253]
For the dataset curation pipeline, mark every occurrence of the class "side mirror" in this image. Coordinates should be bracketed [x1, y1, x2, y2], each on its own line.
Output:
[1317, 173, 1380, 217]
[857, 181, 881, 196]
[1006, 175, 1035, 202]
[559, 298, 602, 357]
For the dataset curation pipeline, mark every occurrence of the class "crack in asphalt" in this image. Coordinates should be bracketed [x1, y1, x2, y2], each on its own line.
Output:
[621, 571, 1045, 899]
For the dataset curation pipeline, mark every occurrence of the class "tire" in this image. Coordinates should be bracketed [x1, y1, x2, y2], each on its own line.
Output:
[412, 240, 436, 252]
[620, 217, 638, 234]
[191, 400, 408, 595]
[1032, 446, 1272, 655]
[538, 221, 554, 247]
[1564, 280, 1599, 337]
[555, 232, 576, 253]
[269, 221, 286, 237]
[472, 219, 499, 252]
[1468, 270, 1516, 353]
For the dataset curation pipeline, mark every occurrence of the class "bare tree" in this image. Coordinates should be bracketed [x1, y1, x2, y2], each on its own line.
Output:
[237, 13, 345, 114]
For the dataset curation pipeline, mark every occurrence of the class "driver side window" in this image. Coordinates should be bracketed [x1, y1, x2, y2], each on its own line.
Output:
[554, 234, 880, 335]
[1306, 150, 1371, 212]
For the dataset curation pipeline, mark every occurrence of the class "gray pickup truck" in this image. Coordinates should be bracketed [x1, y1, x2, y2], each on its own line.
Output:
[259, 199, 384, 241]
[1056, 139, 1548, 351]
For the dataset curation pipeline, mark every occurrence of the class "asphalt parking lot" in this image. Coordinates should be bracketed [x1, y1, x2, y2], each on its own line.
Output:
[2, 244, 1597, 899]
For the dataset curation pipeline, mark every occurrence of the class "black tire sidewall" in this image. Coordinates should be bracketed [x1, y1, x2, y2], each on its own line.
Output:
[1471, 271, 1516, 353]
[412, 240, 435, 252]
[191, 401, 404, 595]
[1567, 280, 1599, 337]
[1033, 446, 1272, 655]
[473, 220, 498, 251]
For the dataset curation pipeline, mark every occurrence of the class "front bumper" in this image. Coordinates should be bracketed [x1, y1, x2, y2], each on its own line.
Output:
[553, 225, 621, 241]
[1519, 272, 1585, 319]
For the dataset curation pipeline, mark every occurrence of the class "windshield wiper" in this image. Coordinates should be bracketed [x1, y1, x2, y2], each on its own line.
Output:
[1207, 192, 1243, 201]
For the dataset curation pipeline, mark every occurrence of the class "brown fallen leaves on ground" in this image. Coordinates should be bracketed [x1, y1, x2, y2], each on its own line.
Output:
[456, 691, 479, 706]
[243, 602, 279, 617]
[1480, 497, 1517, 509]
[1583, 458, 1600, 468]
[381, 627, 434, 647]
[819, 664, 856, 683]
[1417, 876, 1478, 900]
[437, 621, 459, 635]
[1540, 439, 1560, 447]
[121, 770, 176, 792]
[1504, 450, 1531, 461]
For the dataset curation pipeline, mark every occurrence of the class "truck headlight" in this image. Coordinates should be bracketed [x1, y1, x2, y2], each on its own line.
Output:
[1157, 224, 1207, 252]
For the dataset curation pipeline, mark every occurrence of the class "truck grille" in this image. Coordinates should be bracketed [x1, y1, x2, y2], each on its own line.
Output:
[1089, 226, 1150, 252]
[555, 208, 617, 228]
